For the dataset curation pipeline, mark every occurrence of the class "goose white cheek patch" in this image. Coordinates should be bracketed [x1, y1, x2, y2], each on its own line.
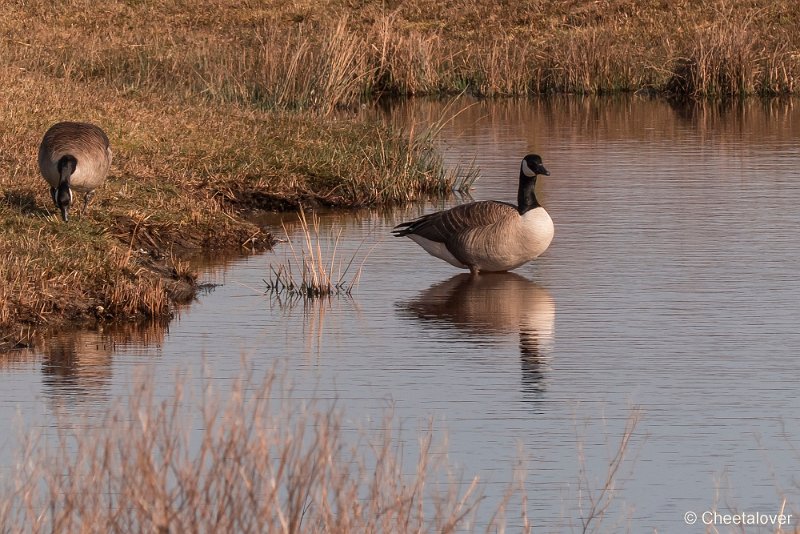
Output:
[522, 160, 536, 177]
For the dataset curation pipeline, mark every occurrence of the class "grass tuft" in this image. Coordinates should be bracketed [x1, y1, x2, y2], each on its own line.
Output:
[265, 210, 366, 299]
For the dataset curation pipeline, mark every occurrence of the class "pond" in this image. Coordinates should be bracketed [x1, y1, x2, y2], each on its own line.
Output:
[3, 95, 800, 531]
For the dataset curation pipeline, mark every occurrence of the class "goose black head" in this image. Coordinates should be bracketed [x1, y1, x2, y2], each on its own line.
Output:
[517, 154, 550, 214]
[521, 154, 549, 178]
[54, 155, 77, 222]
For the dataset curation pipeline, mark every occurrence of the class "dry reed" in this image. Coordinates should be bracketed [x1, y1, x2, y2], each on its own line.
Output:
[0, 365, 648, 533]
[265, 210, 366, 299]
[3, 0, 797, 104]
[0, 367, 497, 532]
[576, 408, 643, 533]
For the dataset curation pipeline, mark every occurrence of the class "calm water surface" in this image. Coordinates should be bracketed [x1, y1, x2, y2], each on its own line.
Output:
[3, 96, 800, 532]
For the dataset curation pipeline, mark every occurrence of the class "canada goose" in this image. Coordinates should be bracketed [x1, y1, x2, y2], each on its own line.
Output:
[393, 154, 553, 274]
[38, 121, 112, 222]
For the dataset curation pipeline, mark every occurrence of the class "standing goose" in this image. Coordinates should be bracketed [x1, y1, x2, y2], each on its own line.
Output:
[393, 154, 553, 275]
[38, 121, 112, 222]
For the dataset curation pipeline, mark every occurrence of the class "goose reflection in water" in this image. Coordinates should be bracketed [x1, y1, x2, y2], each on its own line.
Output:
[400, 273, 555, 400]
[40, 331, 114, 402]
[37, 320, 168, 406]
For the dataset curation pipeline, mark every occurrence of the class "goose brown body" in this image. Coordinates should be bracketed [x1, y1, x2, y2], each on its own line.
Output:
[393, 154, 554, 274]
[38, 121, 112, 221]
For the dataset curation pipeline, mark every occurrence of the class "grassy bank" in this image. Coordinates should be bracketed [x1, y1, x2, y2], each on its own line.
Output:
[0, 67, 451, 345]
[0, 4, 458, 346]
[3, 0, 797, 107]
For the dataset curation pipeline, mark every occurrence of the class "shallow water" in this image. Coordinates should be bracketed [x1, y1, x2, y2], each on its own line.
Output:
[3, 96, 800, 531]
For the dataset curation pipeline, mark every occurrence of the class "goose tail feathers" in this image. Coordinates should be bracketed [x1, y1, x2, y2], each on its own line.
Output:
[392, 220, 416, 237]
[392, 212, 436, 238]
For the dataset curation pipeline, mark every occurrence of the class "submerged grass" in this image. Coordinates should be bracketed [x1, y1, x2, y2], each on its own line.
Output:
[0, 364, 644, 532]
[265, 210, 367, 300]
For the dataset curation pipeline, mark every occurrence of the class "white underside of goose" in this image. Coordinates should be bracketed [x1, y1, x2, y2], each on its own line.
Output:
[409, 235, 468, 268]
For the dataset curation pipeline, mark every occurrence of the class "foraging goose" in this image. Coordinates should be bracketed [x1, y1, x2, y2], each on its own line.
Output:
[38, 121, 112, 222]
[393, 154, 554, 274]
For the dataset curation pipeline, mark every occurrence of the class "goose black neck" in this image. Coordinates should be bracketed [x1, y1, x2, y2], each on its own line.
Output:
[517, 172, 539, 214]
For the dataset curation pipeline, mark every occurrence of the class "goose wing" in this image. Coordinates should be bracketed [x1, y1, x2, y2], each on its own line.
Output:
[392, 201, 516, 242]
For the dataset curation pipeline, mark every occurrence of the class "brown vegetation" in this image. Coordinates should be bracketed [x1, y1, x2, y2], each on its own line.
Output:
[0, 369, 501, 532]
[0, 2, 457, 346]
[0, 367, 642, 532]
[265, 210, 365, 299]
[3, 0, 796, 109]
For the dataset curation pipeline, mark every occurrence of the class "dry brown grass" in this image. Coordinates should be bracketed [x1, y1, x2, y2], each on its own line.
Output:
[0, 2, 459, 344]
[0, 365, 646, 533]
[3, 0, 796, 104]
[0, 367, 507, 532]
[665, 3, 799, 97]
